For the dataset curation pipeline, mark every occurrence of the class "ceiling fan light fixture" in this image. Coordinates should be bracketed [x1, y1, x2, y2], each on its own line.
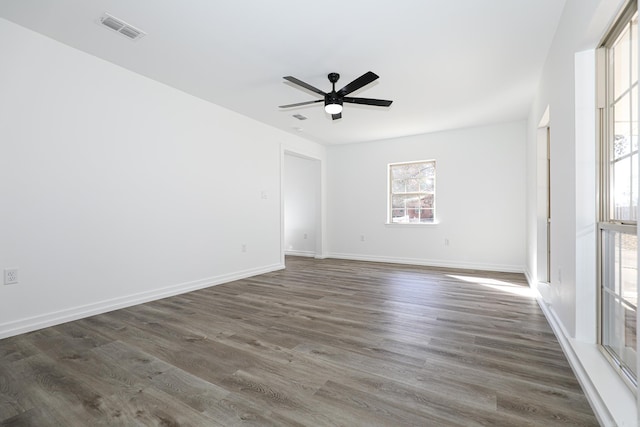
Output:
[324, 101, 343, 115]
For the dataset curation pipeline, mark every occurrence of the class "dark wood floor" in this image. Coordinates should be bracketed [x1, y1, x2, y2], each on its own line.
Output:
[0, 256, 598, 426]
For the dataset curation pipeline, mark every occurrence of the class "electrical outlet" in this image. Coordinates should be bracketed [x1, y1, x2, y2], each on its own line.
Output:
[241, 244, 247, 253]
[444, 238, 450, 246]
[4, 268, 18, 285]
[360, 235, 365, 242]
[303, 233, 308, 239]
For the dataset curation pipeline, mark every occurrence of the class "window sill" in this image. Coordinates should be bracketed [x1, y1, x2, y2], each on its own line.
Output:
[385, 221, 439, 227]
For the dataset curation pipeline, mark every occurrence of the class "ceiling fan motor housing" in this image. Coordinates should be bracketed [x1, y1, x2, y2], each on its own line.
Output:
[325, 92, 342, 107]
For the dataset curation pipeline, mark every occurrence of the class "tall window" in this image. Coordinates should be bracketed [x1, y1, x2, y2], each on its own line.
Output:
[599, 4, 638, 388]
[389, 160, 436, 224]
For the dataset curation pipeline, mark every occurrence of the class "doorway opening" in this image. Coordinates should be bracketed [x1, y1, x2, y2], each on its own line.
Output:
[537, 108, 551, 285]
[283, 151, 322, 261]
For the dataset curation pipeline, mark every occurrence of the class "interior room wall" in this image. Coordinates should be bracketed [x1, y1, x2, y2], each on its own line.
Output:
[284, 153, 320, 257]
[526, 0, 623, 340]
[525, 0, 636, 424]
[0, 18, 325, 338]
[326, 121, 526, 272]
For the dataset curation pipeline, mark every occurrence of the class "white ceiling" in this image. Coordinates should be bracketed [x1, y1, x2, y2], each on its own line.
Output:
[0, 0, 566, 145]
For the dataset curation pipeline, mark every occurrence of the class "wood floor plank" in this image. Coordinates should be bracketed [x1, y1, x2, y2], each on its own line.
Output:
[314, 378, 527, 427]
[0, 362, 35, 421]
[0, 256, 599, 426]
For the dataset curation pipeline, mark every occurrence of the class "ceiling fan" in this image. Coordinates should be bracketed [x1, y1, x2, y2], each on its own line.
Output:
[279, 71, 393, 120]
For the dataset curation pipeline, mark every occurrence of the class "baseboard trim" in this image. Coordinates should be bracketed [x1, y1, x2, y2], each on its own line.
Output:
[327, 252, 524, 273]
[535, 298, 616, 426]
[523, 267, 534, 285]
[284, 250, 316, 257]
[0, 263, 284, 340]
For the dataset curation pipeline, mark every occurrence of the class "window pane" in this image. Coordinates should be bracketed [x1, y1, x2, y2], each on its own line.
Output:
[406, 179, 419, 192]
[614, 25, 631, 100]
[409, 164, 424, 177]
[633, 153, 638, 221]
[601, 228, 638, 381]
[392, 179, 405, 193]
[614, 134, 631, 160]
[424, 178, 434, 192]
[391, 165, 411, 180]
[621, 232, 638, 306]
[603, 293, 638, 379]
[423, 163, 435, 178]
[391, 208, 405, 222]
[421, 194, 434, 208]
[601, 229, 636, 303]
[632, 15, 638, 86]
[392, 195, 408, 208]
[622, 302, 637, 378]
[601, 229, 618, 292]
[633, 86, 638, 152]
[614, 93, 631, 159]
[602, 292, 618, 351]
[419, 209, 434, 222]
[613, 158, 633, 220]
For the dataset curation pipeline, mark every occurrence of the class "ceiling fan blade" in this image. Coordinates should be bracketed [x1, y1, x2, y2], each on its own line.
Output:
[283, 76, 326, 96]
[279, 99, 323, 108]
[343, 96, 393, 107]
[336, 71, 379, 96]
[332, 112, 342, 120]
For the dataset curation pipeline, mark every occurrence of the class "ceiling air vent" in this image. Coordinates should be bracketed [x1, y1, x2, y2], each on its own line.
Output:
[292, 114, 307, 121]
[98, 13, 146, 41]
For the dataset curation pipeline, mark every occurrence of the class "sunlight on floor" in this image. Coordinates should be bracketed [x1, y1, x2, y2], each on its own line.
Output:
[447, 274, 535, 298]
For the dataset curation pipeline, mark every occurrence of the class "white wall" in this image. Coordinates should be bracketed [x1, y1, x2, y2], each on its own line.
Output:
[526, 0, 624, 339]
[284, 153, 320, 257]
[525, 0, 637, 425]
[327, 121, 526, 272]
[0, 18, 325, 338]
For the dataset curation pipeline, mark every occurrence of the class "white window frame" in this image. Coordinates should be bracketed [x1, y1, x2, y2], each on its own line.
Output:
[597, 1, 638, 390]
[387, 160, 436, 225]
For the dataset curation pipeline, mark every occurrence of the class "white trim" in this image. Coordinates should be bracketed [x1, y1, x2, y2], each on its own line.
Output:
[538, 104, 550, 127]
[523, 266, 535, 284]
[0, 263, 284, 339]
[384, 221, 440, 226]
[534, 291, 636, 426]
[284, 250, 316, 257]
[280, 144, 286, 267]
[327, 252, 524, 273]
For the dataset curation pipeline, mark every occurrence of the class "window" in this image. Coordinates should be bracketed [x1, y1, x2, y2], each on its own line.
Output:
[388, 160, 436, 224]
[598, 3, 638, 388]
